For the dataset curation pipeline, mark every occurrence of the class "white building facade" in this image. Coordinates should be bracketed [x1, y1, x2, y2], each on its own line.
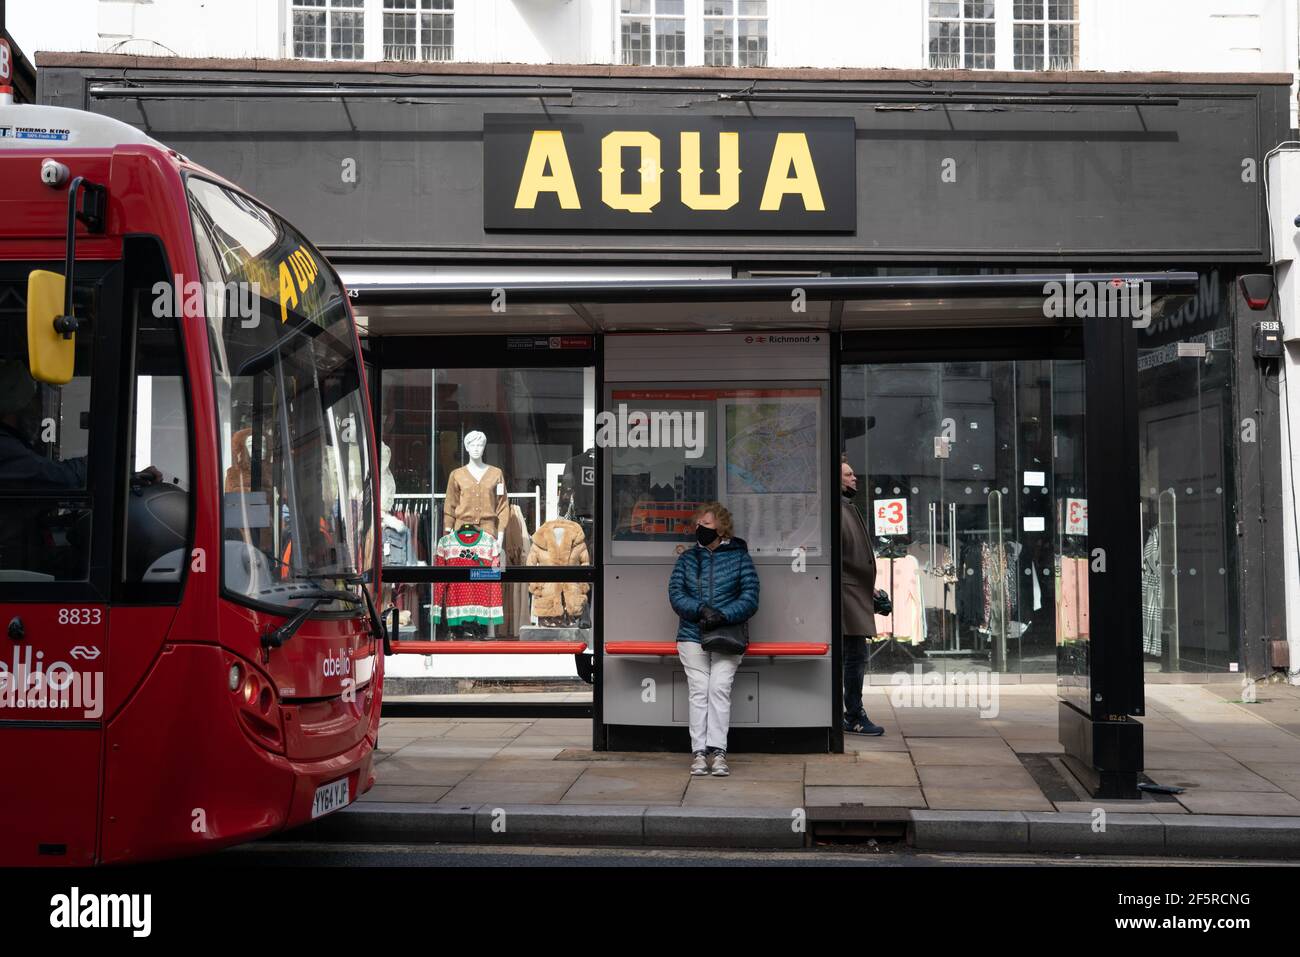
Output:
[11, 1, 1300, 83]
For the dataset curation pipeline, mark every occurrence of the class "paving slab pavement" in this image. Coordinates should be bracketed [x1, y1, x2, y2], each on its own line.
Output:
[324, 682, 1300, 856]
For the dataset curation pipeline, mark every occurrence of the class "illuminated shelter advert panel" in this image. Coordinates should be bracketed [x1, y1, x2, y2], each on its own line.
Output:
[608, 386, 824, 560]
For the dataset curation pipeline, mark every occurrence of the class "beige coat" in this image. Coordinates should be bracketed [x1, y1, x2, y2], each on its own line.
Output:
[526, 519, 590, 619]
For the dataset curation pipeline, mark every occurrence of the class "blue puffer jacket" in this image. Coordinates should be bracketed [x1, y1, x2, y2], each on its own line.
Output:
[668, 537, 760, 643]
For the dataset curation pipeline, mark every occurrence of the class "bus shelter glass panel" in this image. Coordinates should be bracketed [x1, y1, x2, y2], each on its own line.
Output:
[379, 362, 595, 694]
[381, 366, 594, 579]
[1052, 359, 1089, 700]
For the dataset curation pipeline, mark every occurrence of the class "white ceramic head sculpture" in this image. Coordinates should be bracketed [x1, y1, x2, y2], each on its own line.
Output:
[464, 430, 487, 460]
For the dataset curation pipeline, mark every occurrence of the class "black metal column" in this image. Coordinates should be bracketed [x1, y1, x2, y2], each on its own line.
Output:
[1059, 312, 1145, 799]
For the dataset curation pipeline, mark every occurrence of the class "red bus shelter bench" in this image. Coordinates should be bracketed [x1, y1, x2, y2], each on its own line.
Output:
[391, 641, 590, 654]
[604, 641, 829, 656]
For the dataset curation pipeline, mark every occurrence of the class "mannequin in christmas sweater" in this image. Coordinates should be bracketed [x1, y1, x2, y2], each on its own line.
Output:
[437, 431, 508, 638]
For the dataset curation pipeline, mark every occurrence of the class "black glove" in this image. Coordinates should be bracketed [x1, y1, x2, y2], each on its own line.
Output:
[698, 605, 727, 632]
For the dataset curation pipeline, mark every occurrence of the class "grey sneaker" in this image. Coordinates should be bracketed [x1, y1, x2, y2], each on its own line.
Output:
[710, 752, 730, 776]
[690, 751, 709, 776]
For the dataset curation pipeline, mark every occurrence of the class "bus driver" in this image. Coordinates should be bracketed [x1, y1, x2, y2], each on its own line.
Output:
[0, 359, 161, 489]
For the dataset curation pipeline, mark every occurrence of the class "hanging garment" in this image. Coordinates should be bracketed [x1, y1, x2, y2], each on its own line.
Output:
[1141, 527, 1163, 655]
[431, 527, 504, 627]
[957, 539, 987, 630]
[443, 464, 509, 539]
[562, 447, 596, 519]
[1057, 556, 1089, 643]
[388, 504, 429, 627]
[874, 555, 923, 642]
[381, 513, 412, 565]
[502, 504, 532, 636]
[1004, 541, 1022, 623]
[526, 518, 591, 621]
[980, 541, 997, 632]
[912, 540, 954, 617]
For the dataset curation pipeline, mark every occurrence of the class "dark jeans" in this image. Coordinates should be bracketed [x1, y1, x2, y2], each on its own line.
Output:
[843, 635, 870, 722]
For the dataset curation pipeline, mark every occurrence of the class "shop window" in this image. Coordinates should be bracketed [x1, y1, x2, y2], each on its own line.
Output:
[291, 0, 365, 61]
[383, 0, 454, 62]
[1136, 272, 1237, 674]
[619, 0, 686, 66]
[1012, 0, 1077, 70]
[841, 358, 1084, 678]
[703, 1, 768, 67]
[928, 1, 996, 70]
[609, 384, 824, 559]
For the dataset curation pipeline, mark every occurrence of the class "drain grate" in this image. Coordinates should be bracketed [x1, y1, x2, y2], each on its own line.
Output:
[806, 806, 911, 844]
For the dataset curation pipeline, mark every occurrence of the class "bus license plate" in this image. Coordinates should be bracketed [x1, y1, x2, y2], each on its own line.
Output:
[311, 778, 350, 819]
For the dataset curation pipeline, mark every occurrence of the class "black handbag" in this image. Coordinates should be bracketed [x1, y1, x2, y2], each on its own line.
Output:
[696, 551, 749, 655]
[873, 588, 892, 616]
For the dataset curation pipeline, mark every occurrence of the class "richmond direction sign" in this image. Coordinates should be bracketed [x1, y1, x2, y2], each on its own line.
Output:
[483, 115, 856, 231]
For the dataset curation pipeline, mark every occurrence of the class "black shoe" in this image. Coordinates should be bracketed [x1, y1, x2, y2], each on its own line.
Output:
[845, 717, 885, 736]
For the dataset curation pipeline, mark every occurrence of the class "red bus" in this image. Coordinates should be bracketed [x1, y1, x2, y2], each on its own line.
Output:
[0, 99, 386, 865]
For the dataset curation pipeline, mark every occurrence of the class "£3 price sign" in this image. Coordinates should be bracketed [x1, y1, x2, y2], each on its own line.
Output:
[874, 498, 908, 536]
[1065, 497, 1088, 536]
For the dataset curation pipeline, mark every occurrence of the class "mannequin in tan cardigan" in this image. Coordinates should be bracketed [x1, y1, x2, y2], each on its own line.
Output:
[443, 430, 509, 539]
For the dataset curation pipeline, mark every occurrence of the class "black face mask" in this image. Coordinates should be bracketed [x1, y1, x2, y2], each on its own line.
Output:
[842, 485, 858, 500]
[696, 525, 719, 547]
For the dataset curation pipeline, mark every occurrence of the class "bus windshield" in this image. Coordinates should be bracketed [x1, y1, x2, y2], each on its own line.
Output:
[187, 177, 373, 610]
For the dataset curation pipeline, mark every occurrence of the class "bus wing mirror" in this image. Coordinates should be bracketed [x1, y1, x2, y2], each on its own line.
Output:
[26, 269, 76, 385]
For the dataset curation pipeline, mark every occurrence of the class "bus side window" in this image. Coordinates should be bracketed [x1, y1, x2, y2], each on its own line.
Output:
[121, 239, 192, 588]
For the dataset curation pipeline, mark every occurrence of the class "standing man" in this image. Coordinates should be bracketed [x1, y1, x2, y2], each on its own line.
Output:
[841, 456, 884, 735]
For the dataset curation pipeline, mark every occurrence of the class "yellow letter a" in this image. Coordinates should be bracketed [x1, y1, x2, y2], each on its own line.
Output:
[514, 130, 581, 210]
[760, 132, 825, 212]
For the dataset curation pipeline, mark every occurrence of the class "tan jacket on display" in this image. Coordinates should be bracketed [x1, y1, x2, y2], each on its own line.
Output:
[443, 464, 509, 538]
[525, 518, 590, 619]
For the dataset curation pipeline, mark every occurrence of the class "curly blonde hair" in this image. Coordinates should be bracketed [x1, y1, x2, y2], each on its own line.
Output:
[693, 501, 735, 539]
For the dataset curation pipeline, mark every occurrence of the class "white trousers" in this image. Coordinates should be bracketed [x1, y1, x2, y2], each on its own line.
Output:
[677, 640, 742, 753]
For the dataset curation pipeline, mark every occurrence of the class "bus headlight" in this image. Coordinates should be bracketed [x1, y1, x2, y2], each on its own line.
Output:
[228, 664, 242, 692]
